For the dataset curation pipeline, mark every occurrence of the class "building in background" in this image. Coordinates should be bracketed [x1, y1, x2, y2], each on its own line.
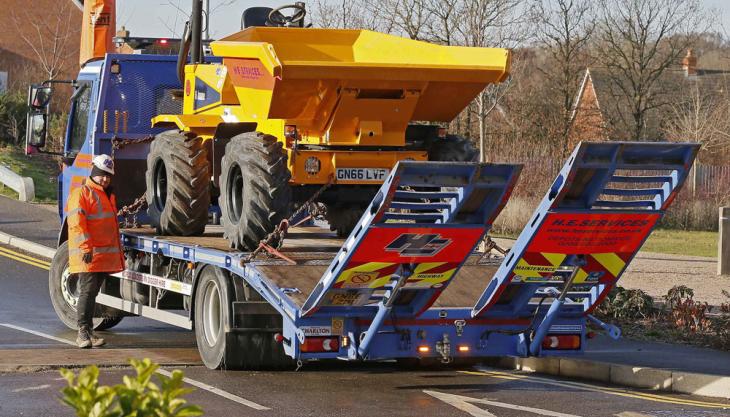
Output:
[0, 0, 82, 94]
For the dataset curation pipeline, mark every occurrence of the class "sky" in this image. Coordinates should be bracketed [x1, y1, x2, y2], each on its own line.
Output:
[117, 0, 730, 39]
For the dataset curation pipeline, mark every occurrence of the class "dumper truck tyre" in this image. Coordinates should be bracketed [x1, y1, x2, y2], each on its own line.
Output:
[49, 241, 124, 331]
[325, 204, 365, 238]
[219, 132, 291, 250]
[428, 134, 478, 162]
[146, 130, 210, 236]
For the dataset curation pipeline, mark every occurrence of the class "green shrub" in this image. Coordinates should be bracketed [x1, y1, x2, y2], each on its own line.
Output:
[60, 358, 203, 417]
[595, 286, 655, 320]
[0, 91, 27, 145]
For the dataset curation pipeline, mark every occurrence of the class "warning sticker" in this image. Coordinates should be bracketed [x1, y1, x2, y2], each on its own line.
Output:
[324, 290, 371, 306]
[331, 317, 344, 335]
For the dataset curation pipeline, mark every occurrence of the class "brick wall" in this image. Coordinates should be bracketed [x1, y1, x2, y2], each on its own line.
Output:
[0, 0, 82, 91]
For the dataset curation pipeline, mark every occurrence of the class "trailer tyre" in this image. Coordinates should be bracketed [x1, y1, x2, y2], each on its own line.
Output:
[146, 130, 210, 236]
[194, 266, 234, 369]
[428, 134, 478, 162]
[49, 241, 124, 331]
[219, 132, 291, 250]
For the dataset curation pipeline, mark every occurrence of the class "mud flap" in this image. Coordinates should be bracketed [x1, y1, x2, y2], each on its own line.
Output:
[224, 329, 294, 370]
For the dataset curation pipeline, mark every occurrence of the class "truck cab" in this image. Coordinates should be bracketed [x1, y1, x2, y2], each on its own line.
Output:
[26, 55, 183, 244]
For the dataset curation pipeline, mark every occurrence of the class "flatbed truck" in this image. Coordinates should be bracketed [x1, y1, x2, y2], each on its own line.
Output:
[27, 52, 699, 370]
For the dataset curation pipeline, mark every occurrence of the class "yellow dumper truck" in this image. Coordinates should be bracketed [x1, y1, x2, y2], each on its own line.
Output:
[148, 2, 510, 250]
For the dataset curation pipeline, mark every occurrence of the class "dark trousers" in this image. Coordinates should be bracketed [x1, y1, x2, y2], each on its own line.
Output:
[77, 272, 106, 330]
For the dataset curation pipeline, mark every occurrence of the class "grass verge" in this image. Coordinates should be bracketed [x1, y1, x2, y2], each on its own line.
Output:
[641, 229, 718, 258]
[0, 146, 58, 202]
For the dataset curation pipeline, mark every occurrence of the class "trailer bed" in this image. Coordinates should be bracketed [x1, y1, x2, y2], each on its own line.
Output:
[123, 225, 501, 308]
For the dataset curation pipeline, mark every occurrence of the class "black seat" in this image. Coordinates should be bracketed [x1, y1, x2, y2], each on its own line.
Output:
[241, 7, 273, 28]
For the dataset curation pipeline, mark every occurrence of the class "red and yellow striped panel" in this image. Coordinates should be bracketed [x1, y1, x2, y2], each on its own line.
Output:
[334, 261, 459, 289]
[510, 251, 629, 284]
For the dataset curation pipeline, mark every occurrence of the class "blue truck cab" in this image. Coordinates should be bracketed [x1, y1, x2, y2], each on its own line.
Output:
[51, 55, 181, 244]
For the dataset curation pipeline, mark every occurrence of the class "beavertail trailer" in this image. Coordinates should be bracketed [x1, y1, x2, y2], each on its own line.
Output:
[24, 16, 699, 369]
[50, 136, 698, 369]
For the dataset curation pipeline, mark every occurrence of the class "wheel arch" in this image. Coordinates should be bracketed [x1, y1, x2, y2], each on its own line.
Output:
[57, 216, 68, 247]
[189, 264, 246, 325]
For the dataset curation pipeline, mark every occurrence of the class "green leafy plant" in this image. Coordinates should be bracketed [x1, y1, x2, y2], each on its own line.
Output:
[0, 90, 27, 145]
[595, 286, 655, 320]
[60, 358, 203, 417]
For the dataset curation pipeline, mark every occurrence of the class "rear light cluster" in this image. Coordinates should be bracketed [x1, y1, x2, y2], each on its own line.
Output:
[541, 334, 581, 350]
[300, 336, 340, 353]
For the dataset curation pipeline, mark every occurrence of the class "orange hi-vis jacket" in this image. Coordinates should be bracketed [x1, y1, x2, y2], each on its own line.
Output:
[67, 179, 124, 274]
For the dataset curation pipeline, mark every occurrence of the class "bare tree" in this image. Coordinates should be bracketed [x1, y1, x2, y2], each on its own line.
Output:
[531, 0, 595, 148]
[12, 1, 78, 81]
[666, 81, 730, 162]
[310, 0, 381, 30]
[423, 0, 460, 44]
[456, 0, 524, 161]
[595, 0, 712, 140]
[362, 0, 431, 39]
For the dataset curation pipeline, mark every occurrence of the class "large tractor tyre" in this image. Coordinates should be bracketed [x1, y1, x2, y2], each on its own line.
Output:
[193, 266, 292, 370]
[146, 130, 210, 236]
[325, 204, 365, 238]
[219, 132, 292, 251]
[428, 134, 478, 162]
[49, 241, 124, 331]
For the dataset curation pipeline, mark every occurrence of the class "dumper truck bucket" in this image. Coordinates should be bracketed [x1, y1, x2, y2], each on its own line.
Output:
[471, 142, 700, 323]
[211, 27, 510, 124]
[300, 161, 521, 318]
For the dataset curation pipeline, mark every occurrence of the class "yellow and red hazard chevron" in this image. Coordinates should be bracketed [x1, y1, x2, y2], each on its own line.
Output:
[334, 261, 459, 289]
[511, 251, 630, 284]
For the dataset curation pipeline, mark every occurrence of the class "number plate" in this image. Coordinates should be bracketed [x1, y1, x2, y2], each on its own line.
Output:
[335, 168, 389, 183]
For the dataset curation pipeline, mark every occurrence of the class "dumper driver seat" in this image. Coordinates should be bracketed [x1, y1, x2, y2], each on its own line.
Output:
[241, 3, 307, 29]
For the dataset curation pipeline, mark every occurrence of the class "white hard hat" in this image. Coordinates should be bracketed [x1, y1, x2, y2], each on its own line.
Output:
[92, 154, 115, 175]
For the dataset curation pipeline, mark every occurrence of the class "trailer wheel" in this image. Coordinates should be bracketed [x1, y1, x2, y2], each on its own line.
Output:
[146, 130, 210, 236]
[194, 266, 233, 369]
[428, 134, 478, 162]
[219, 132, 291, 250]
[49, 241, 124, 331]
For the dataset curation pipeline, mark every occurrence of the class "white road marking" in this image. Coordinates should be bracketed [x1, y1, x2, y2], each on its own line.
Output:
[425, 390, 497, 417]
[0, 323, 75, 346]
[0, 324, 268, 411]
[424, 390, 583, 417]
[157, 369, 270, 411]
[466, 368, 730, 409]
[11, 384, 51, 393]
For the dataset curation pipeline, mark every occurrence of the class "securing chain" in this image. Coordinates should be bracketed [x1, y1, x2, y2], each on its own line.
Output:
[246, 175, 334, 263]
[111, 135, 155, 227]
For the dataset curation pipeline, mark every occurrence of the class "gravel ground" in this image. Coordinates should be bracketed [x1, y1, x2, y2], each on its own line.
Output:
[491, 238, 729, 307]
[620, 252, 729, 307]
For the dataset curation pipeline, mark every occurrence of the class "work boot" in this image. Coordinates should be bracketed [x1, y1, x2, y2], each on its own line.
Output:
[76, 327, 92, 349]
[90, 332, 105, 348]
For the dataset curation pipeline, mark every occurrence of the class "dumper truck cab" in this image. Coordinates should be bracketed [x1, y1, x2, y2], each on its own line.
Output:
[147, 2, 511, 250]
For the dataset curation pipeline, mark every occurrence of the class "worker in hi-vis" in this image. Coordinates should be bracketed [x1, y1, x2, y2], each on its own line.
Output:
[67, 154, 124, 348]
